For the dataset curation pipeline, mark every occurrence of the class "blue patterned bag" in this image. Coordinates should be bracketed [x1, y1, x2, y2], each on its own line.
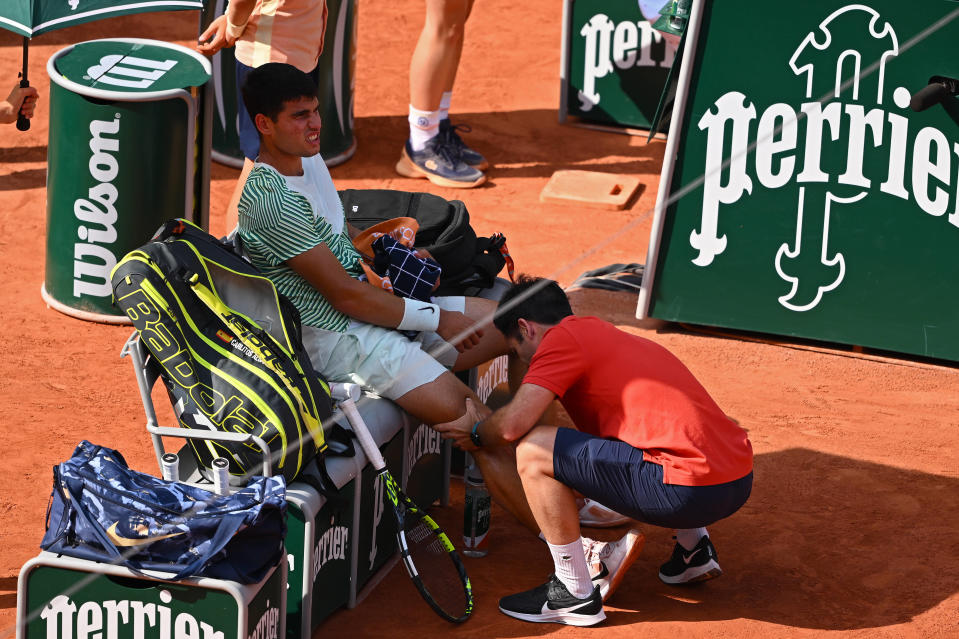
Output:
[41, 441, 287, 584]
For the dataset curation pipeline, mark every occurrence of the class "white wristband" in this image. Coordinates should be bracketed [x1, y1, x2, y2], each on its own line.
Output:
[226, 18, 248, 40]
[398, 298, 440, 332]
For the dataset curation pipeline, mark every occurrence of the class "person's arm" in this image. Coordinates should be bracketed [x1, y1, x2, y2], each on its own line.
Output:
[346, 222, 361, 241]
[434, 384, 556, 450]
[1, 83, 38, 124]
[286, 243, 481, 349]
[197, 0, 258, 55]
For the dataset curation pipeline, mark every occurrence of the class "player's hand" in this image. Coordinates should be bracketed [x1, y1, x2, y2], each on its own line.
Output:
[197, 16, 238, 55]
[1, 84, 38, 124]
[434, 399, 490, 450]
[436, 309, 482, 352]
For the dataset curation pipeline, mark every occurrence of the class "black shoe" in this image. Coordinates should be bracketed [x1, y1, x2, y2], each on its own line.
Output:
[395, 136, 485, 188]
[658, 535, 723, 585]
[498, 574, 605, 626]
[439, 118, 489, 170]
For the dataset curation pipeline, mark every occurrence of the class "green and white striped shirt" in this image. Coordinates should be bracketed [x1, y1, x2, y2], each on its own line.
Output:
[237, 156, 364, 332]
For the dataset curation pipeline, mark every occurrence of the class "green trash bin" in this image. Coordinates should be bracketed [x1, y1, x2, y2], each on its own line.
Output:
[209, 0, 357, 168]
[42, 38, 211, 323]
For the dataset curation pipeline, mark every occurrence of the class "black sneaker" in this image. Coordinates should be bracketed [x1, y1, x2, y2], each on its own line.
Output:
[498, 574, 605, 626]
[439, 118, 489, 170]
[658, 535, 723, 585]
[395, 136, 485, 188]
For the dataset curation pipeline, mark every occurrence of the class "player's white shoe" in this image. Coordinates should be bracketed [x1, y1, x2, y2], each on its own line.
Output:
[585, 528, 644, 601]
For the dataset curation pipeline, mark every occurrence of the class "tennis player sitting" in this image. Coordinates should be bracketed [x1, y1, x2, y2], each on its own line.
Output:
[435, 276, 754, 626]
[235, 62, 509, 428]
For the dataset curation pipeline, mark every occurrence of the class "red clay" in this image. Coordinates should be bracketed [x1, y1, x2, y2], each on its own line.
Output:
[2, 2, 958, 638]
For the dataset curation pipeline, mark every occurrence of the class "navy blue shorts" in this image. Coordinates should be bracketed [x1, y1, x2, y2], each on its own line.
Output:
[235, 60, 322, 161]
[552, 427, 752, 530]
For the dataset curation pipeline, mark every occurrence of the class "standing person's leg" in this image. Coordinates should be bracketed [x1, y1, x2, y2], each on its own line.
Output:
[397, 0, 484, 187]
[495, 426, 605, 626]
[432, 0, 488, 170]
[409, 0, 468, 112]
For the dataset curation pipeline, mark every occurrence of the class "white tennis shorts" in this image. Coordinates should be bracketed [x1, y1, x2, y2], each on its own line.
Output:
[301, 296, 465, 400]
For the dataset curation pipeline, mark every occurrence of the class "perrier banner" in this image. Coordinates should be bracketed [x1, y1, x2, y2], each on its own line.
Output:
[639, 0, 959, 362]
[562, 0, 677, 129]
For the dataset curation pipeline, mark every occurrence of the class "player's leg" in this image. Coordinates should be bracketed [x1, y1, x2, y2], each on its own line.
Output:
[496, 425, 605, 625]
[417, 296, 511, 372]
[399, 0, 484, 187]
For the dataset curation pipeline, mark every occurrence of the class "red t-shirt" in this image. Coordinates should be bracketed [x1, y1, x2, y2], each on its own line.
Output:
[523, 316, 752, 486]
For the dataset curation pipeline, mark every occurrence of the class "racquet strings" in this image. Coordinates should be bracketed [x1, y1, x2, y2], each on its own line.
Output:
[402, 508, 469, 619]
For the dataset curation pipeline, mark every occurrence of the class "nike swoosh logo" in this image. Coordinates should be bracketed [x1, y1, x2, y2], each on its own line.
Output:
[545, 599, 596, 614]
[591, 562, 609, 581]
[418, 306, 435, 314]
[683, 548, 702, 565]
[106, 522, 186, 547]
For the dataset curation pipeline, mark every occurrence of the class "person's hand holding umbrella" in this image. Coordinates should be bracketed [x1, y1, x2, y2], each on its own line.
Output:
[1, 80, 38, 125]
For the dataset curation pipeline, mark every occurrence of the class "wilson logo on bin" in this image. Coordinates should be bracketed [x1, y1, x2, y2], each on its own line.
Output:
[86, 55, 179, 90]
[692, 4, 959, 312]
[73, 115, 121, 299]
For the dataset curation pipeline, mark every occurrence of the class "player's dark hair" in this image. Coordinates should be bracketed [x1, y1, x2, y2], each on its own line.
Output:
[241, 62, 317, 127]
[493, 275, 573, 339]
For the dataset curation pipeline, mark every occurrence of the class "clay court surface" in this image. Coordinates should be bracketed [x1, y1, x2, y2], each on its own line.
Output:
[2, 2, 959, 637]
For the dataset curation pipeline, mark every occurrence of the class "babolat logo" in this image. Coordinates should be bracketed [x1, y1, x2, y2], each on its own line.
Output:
[406, 423, 442, 473]
[578, 13, 675, 111]
[40, 592, 226, 638]
[87, 54, 179, 89]
[692, 4, 958, 311]
[117, 290, 276, 439]
[74, 116, 121, 298]
[248, 602, 280, 639]
[312, 523, 349, 579]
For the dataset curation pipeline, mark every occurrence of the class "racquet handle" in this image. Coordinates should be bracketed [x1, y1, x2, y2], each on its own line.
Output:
[339, 397, 387, 471]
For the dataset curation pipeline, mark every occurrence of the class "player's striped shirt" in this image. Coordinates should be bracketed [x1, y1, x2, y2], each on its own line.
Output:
[237, 156, 364, 332]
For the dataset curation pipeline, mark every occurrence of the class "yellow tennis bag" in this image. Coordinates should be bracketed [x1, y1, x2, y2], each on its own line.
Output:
[111, 219, 346, 486]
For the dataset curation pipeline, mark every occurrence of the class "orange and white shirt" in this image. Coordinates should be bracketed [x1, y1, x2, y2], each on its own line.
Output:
[235, 0, 328, 73]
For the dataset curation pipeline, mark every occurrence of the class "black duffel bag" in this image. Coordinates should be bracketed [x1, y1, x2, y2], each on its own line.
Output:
[340, 189, 510, 296]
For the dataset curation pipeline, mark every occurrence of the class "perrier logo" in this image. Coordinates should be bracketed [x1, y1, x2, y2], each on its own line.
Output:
[693, 4, 958, 311]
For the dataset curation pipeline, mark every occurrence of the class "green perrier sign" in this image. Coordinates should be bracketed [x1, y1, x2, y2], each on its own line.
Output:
[640, 0, 959, 362]
[562, 0, 677, 129]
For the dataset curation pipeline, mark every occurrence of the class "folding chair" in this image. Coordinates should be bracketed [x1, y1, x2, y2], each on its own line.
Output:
[120, 330, 452, 636]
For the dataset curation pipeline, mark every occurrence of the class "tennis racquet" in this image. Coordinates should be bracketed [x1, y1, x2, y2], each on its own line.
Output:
[336, 388, 474, 623]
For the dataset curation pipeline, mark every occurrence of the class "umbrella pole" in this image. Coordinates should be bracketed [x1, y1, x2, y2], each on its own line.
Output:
[16, 37, 30, 131]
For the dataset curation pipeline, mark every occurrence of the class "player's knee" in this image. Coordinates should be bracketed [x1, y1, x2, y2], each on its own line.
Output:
[515, 430, 553, 478]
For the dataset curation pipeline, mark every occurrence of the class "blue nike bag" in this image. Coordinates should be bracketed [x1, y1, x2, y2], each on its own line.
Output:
[40, 441, 286, 584]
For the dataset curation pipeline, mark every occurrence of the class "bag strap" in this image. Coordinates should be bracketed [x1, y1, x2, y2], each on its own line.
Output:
[489, 233, 516, 282]
[60, 474, 125, 563]
[169, 512, 248, 581]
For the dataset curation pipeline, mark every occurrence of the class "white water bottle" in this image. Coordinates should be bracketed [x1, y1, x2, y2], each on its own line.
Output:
[462, 454, 490, 557]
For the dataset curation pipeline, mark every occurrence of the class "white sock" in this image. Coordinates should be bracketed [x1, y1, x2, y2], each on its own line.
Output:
[547, 539, 594, 599]
[676, 527, 708, 551]
[408, 105, 440, 151]
[438, 91, 453, 121]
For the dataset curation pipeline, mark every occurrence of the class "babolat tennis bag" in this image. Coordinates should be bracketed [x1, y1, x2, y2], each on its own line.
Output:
[110, 219, 339, 486]
[42, 440, 286, 583]
[340, 188, 511, 295]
